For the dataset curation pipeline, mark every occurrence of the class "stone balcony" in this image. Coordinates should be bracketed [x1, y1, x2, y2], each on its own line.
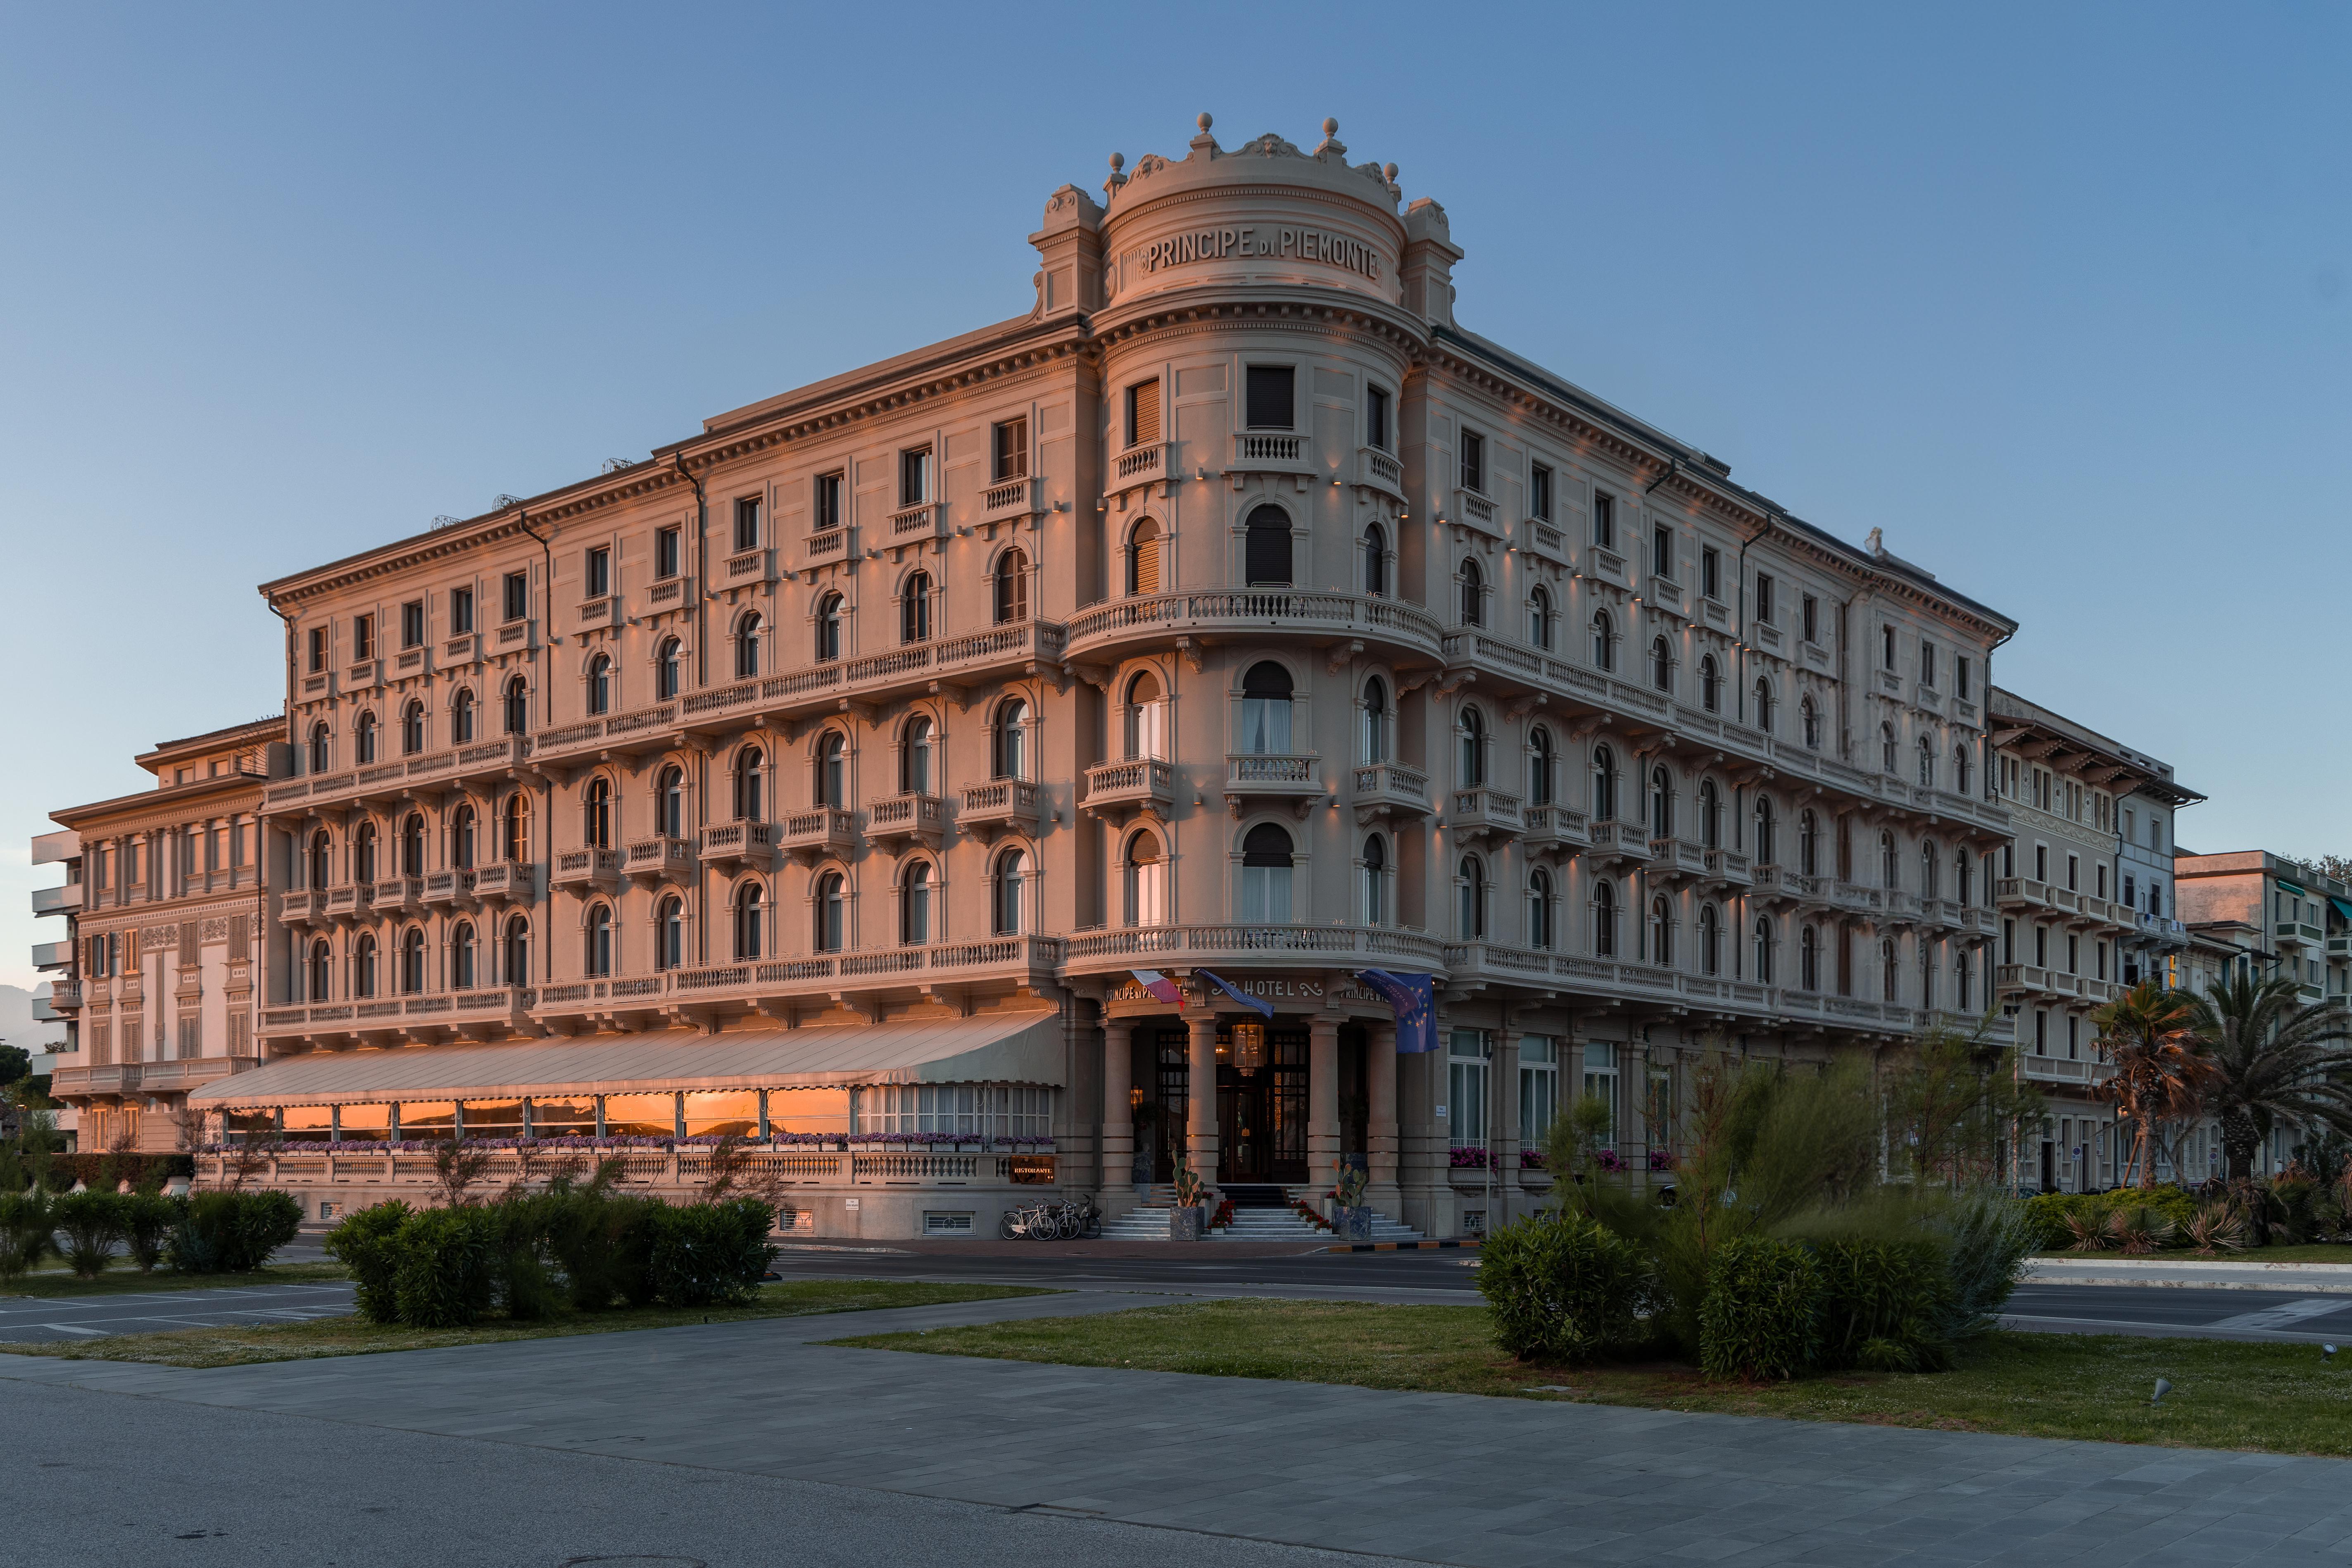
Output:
[1082, 759, 1175, 824]
[52, 1054, 253, 1100]
[421, 868, 477, 907]
[279, 889, 330, 926]
[1353, 445, 1403, 500]
[1449, 786, 1524, 842]
[551, 848, 623, 893]
[625, 835, 696, 886]
[324, 885, 373, 921]
[1520, 803, 1589, 855]
[1996, 964, 2121, 1006]
[1646, 836, 1707, 882]
[980, 475, 1044, 521]
[776, 809, 858, 865]
[372, 876, 426, 914]
[866, 795, 948, 850]
[1583, 821, 1653, 869]
[887, 502, 947, 544]
[1064, 590, 1442, 666]
[1225, 754, 1322, 818]
[1748, 864, 1820, 905]
[1063, 923, 1445, 978]
[263, 737, 536, 817]
[1350, 762, 1432, 824]
[1700, 847, 1753, 891]
[472, 862, 534, 904]
[803, 525, 856, 570]
[957, 783, 1039, 842]
[699, 821, 779, 869]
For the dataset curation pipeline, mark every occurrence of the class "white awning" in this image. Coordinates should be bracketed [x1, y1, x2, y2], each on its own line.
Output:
[189, 1010, 1067, 1109]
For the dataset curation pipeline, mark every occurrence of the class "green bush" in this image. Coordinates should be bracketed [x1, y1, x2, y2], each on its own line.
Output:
[1938, 1190, 2041, 1340]
[0, 1191, 52, 1282]
[1813, 1238, 1956, 1372]
[2022, 1185, 2197, 1250]
[55, 1191, 125, 1278]
[120, 1192, 185, 1272]
[1479, 1212, 1654, 1364]
[167, 1190, 301, 1273]
[325, 1202, 414, 1323]
[391, 1205, 501, 1328]
[545, 1188, 664, 1311]
[647, 1199, 777, 1308]
[1698, 1237, 1820, 1381]
[41, 1153, 195, 1194]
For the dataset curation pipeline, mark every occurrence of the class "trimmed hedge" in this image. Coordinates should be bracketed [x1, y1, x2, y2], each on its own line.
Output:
[1479, 1212, 1654, 1364]
[167, 1190, 302, 1273]
[326, 1201, 412, 1322]
[1698, 1239, 1820, 1381]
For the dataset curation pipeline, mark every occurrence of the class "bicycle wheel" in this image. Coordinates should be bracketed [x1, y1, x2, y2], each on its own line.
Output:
[1056, 1208, 1081, 1241]
[999, 1210, 1018, 1240]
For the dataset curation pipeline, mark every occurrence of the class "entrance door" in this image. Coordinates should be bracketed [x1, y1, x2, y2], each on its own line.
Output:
[1216, 1023, 1309, 1184]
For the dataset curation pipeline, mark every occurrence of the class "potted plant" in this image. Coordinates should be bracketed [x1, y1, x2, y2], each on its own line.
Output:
[1329, 1164, 1374, 1242]
[1171, 1160, 1207, 1240]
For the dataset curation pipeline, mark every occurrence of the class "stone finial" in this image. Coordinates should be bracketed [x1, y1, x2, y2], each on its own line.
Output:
[1110, 152, 1125, 172]
[1323, 117, 1338, 136]
[1315, 117, 1346, 159]
[1104, 151, 1127, 202]
[1190, 112, 1220, 158]
[1198, 112, 1213, 132]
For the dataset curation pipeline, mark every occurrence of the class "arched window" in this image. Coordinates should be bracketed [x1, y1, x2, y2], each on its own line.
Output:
[733, 882, 764, 959]
[307, 937, 332, 1002]
[502, 792, 529, 864]
[1591, 745, 1617, 821]
[994, 549, 1030, 623]
[1956, 947, 1975, 1011]
[1649, 897, 1674, 967]
[1240, 661, 1292, 754]
[1753, 916, 1774, 983]
[1881, 937, 1899, 1001]
[993, 697, 1030, 779]
[1798, 809, 1819, 877]
[503, 677, 528, 736]
[1529, 584, 1553, 650]
[587, 654, 614, 716]
[656, 765, 685, 838]
[1128, 521, 1163, 597]
[1699, 654, 1720, 714]
[1697, 778, 1720, 849]
[355, 711, 378, 765]
[1529, 727, 1555, 805]
[1593, 880, 1619, 957]
[1240, 823, 1294, 923]
[1922, 839, 1941, 899]
[1753, 795, 1778, 865]
[816, 732, 846, 808]
[1457, 557, 1484, 627]
[353, 821, 378, 885]
[309, 722, 331, 773]
[902, 860, 934, 945]
[1698, 904, 1722, 976]
[1917, 735, 1936, 788]
[1529, 868, 1555, 950]
[1360, 523, 1387, 598]
[452, 688, 476, 745]
[1360, 676, 1390, 763]
[354, 933, 378, 998]
[307, 829, 331, 890]
[1800, 697, 1820, 750]
[451, 920, 477, 990]
[1124, 670, 1166, 761]
[584, 777, 612, 849]
[1458, 854, 1488, 940]
[585, 904, 614, 977]
[655, 637, 682, 701]
[901, 572, 932, 644]
[1457, 706, 1487, 787]
[400, 926, 426, 993]
[735, 748, 766, 822]
[1648, 766, 1673, 841]
[1880, 723, 1898, 773]
[1879, 829, 1899, 889]
[1244, 505, 1292, 585]
[1590, 609, 1615, 671]
[401, 700, 425, 756]
[900, 719, 933, 796]
[1124, 832, 1167, 928]
[1955, 847, 1974, 907]
[1751, 677, 1774, 734]
[990, 849, 1028, 935]
[400, 812, 425, 876]
[1953, 744, 1973, 795]
[1361, 834, 1389, 926]
[654, 895, 684, 971]
[808, 594, 841, 663]
[503, 916, 530, 985]
[816, 870, 847, 951]
[1801, 925, 1822, 991]
[1650, 635, 1673, 693]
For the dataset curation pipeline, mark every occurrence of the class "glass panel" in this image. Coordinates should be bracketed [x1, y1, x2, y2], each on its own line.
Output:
[281, 1106, 332, 1140]
[462, 1100, 523, 1139]
[335, 1103, 390, 1143]
[682, 1091, 760, 1139]
[602, 1094, 676, 1138]
[397, 1102, 455, 1142]
[529, 1098, 596, 1139]
[766, 1087, 851, 1136]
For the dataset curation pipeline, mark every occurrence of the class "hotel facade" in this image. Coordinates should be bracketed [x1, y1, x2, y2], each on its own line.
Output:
[35, 117, 2065, 1237]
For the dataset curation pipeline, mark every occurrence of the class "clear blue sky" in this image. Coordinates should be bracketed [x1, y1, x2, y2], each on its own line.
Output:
[3, 2, 2346, 988]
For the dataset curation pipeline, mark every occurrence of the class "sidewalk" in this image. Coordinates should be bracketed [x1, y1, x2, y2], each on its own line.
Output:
[2024, 1256, 2352, 1293]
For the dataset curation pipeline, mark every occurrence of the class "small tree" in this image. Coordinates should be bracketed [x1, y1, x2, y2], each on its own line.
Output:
[2186, 974, 2352, 1181]
[2094, 982, 2211, 1188]
[1881, 1015, 2045, 1186]
[433, 1137, 494, 1208]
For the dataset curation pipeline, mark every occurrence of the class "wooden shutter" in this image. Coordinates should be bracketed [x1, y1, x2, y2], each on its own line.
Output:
[228, 914, 250, 955]
[1127, 380, 1161, 448]
[1133, 533, 1161, 596]
[178, 923, 199, 968]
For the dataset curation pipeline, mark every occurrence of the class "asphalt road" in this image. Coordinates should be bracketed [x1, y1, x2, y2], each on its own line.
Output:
[0, 1282, 357, 1344]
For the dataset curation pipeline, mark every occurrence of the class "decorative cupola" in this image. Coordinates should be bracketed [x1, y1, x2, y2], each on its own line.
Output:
[1029, 183, 1106, 320]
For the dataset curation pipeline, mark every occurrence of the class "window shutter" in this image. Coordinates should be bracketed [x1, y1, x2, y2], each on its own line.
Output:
[1128, 380, 1161, 448]
[1134, 534, 1161, 595]
[179, 923, 199, 969]
[228, 914, 250, 955]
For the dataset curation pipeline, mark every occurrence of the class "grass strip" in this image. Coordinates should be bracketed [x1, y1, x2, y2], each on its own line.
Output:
[0, 1261, 350, 1299]
[832, 1297, 2352, 1457]
[1, 1279, 1055, 1369]
[2037, 1244, 2352, 1265]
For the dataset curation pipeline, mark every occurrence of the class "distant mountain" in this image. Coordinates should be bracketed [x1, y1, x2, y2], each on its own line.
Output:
[0, 985, 67, 1055]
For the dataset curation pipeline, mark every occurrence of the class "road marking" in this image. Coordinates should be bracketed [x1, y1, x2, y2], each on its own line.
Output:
[37, 1324, 107, 1337]
[2205, 1297, 2352, 1332]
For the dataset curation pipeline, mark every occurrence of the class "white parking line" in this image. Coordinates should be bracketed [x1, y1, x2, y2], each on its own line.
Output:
[36, 1324, 106, 1337]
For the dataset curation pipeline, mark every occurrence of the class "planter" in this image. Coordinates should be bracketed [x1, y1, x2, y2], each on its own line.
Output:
[1333, 1205, 1375, 1242]
[1169, 1204, 1203, 1242]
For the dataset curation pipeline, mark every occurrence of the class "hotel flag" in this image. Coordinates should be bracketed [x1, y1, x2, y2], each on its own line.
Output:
[1195, 969, 1275, 1019]
[1353, 969, 1437, 1053]
[1129, 969, 1184, 1005]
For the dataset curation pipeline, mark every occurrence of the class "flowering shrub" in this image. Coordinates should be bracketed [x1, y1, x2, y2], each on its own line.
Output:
[1591, 1148, 1627, 1173]
[1648, 1149, 1677, 1173]
[200, 1132, 1053, 1155]
[1291, 1197, 1334, 1232]
[1520, 1148, 1548, 1170]
[1449, 1146, 1491, 1169]
[1207, 1197, 1237, 1230]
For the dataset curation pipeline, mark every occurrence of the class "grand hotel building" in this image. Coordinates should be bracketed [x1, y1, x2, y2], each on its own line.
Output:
[35, 117, 2033, 1238]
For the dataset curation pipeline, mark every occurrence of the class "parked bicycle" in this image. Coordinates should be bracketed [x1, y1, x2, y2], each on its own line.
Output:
[998, 1194, 1099, 1240]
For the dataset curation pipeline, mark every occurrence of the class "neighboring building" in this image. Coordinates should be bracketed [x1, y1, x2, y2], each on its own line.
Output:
[35, 721, 282, 1152]
[62, 116, 2021, 1239]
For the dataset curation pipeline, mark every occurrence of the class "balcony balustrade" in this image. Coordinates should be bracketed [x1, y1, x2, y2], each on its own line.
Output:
[889, 502, 947, 542]
[263, 736, 534, 814]
[278, 890, 329, 926]
[324, 884, 372, 920]
[1447, 488, 1504, 540]
[980, 476, 1043, 519]
[1646, 836, 1707, 880]
[1065, 924, 1444, 974]
[956, 783, 1039, 842]
[1520, 803, 1589, 855]
[472, 862, 533, 903]
[1701, 847, 1752, 890]
[551, 848, 623, 892]
[421, 868, 477, 907]
[1450, 785, 1524, 841]
[31, 884, 83, 917]
[1224, 754, 1322, 817]
[625, 835, 695, 886]
[1082, 759, 1175, 823]
[803, 526, 855, 569]
[1748, 864, 1819, 904]
[1519, 515, 1571, 565]
[1350, 761, 1431, 824]
[722, 546, 776, 586]
[1065, 590, 1441, 663]
[776, 809, 859, 864]
[699, 821, 779, 868]
[865, 795, 948, 851]
[1583, 821, 1653, 868]
[1231, 432, 1312, 474]
[1354, 445, 1403, 499]
[645, 574, 694, 609]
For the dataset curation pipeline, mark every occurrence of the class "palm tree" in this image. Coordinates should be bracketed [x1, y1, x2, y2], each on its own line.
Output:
[2093, 982, 2209, 1190]
[2186, 973, 2352, 1182]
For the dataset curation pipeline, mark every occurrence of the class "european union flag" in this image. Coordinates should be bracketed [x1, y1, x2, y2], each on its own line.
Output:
[1353, 969, 1436, 1053]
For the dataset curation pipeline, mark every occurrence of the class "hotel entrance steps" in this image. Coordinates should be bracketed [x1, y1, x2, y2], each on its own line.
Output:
[1096, 1185, 1424, 1243]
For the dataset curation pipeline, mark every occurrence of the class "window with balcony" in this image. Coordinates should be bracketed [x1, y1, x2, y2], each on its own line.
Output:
[1800, 925, 1822, 991]
[993, 417, 1028, 483]
[994, 698, 1030, 779]
[354, 614, 375, 660]
[585, 547, 611, 599]
[814, 596, 841, 663]
[504, 916, 530, 985]
[1880, 723, 1898, 773]
[1124, 670, 1166, 761]
[587, 653, 614, 716]
[307, 829, 331, 890]
[1802, 594, 1818, 645]
[1698, 654, 1719, 714]
[1360, 676, 1389, 764]
[1125, 378, 1161, 448]
[1528, 583, 1552, 649]
[1593, 879, 1619, 957]
[815, 733, 846, 809]
[1593, 491, 1615, 550]
[1698, 905, 1722, 976]
[1953, 744, 1971, 795]
[354, 933, 378, 998]
[1751, 677, 1774, 735]
[1922, 840, 1941, 898]
[657, 525, 683, 579]
[732, 498, 760, 554]
[898, 720, 932, 795]
[1650, 634, 1672, 693]
[1458, 429, 1484, 494]
[503, 677, 528, 735]
[734, 882, 764, 959]
[401, 699, 425, 757]
[1244, 365, 1294, 430]
[1358, 522, 1385, 598]
[655, 637, 681, 701]
[1590, 609, 1615, 672]
[585, 778, 612, 849]
[309, 722, 331, 773]
[994, 549, 1030, 622]
[1800, 697, 1820, 750]
[1458, 854, 1489, 940]
[902, 861, 935, 945]
[735, 747, 766, 822]
[899, 571, 932, 644]
[814, 471, 843, 531]
[1755, 795, 1778, 865]
[1458, 706, 1488, 788]
[899, 447, 931, 507]
[1879, 829, 1898, 889]
[1361, 833, 1390, 927]
[402, 600, 425, 649]
[1696, 778, 1720, 848]
[1123, 830, 1166, 928]
[656, 766, 685, 838]
[1753, 574, 1774, 625]
[1529, 727, 1555, 806]
[1365, 384, 1391, 452]
[306, 937, 331, 1001]
[503, 571, 529, 623]
[1458, 557, 1484, 627]
[586, 904, 613, 977]
[1921, 641, 1938, 689]
[1244, 506, 1291, 585]
[1241, 662, 1293, 754]
[1649, 767, 1674, 841]
[991, 849, 1030, 935]
[1650, 524, 1671, 581]
[1918, 735, 1935, 787]
[451, 804, 476, 871]
[308, 626, 328, 673]
[503, 792, 530, 864]
[654, 895, 683, 971]
[1240, 824, 1294, 923]
[1591, 745, 1618, 821]
[355, 710, 378, 764]
[400, 926, 426, 993]
[402, 813, 426, 876]
[452, 687, 476, 744]
[1126, 520, 1163, 598]
[1649, 897, 1675, 966]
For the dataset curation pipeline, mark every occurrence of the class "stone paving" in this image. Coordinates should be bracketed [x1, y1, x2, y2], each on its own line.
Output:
[6, 1291, 2351, 1566]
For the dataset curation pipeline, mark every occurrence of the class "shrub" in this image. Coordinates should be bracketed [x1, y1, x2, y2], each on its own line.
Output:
[2188, 1200, 2250, 1255]
[392, 1205, 501, 1328]
[120, 1192, 185, 1272]
[41, 1153, 194, 1194]
[1480, 1212, 1654, 1364]
[0, 1192, 52, 1282]
[55, 1191, 125, 1278]
[647, 1199, 777, 1309]
[1698, 1237, 1820, 1381]
[2023, 1185, 2197, 1250]
[2106, 1204, 2174, 1254]
[1813, 1238, 1956, 1373]
[325, 1202, 413, 1323]
[1938, 1190, 2041, 1342]
[544, 1184, 663, 1311]
[168, 1190, 301, 1273]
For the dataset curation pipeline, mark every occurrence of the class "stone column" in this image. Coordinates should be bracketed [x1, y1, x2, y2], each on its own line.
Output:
[1493, 1027, 1521, 1223]
[1366, 1021, 1400, 1214]
[1186, 1011, 1220, 1189]
[1308, 1014, 1342, 1196]
[1101, 1020, 1135, 1215]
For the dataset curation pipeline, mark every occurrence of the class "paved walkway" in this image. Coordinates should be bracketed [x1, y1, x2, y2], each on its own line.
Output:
[0, 1280, 357, 1342]
[6, 1290, 2351, 1566]
[2023, 1256, 2352, 1293]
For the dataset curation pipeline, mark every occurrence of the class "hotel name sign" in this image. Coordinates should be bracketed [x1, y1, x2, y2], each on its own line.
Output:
[1122, 224, 1383, 282]
[1106, 974, 1386, 1008]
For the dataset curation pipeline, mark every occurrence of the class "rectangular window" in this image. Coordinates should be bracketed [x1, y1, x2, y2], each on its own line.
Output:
[1650, 523, 1672, 580]
[1244, 365, 1294, 429]
[1754, 573, 1775, 625]
[2067, 853, 2079, 891]
[1802, 594, 1818, 645]
[307, 627, 327, 673]
[449, 587, 474, 635]
[992, 417, 1029, 482]
[1581, 1043, 1618, 1143]
[1593, 492, 1615, 550]
[1956, 656, 1972, 698]
[899, 447, 931, 507]
[1882, 623, 1896, 670]
[401, 600, 425, 649]
[585, 547, 611, 598]
[1458, 430, 1484, 494]
[2035, 844, 2048, 881]
[1125, 379, 1162, 448]
[1518, 1037, 1558, 1147]
[2035, 924, 2048, 966]
[732, 496, 761, 552]
[814, 471, 843, 531]
[502, 571, 528, 622]
[655, 526, 681, 580]
[352, 614, 374, 660]
[1921, 641, 1937, 688]
[1365, 385, 1391, 452]
[1529, 462, 1552, 521]
[1701, 546, 1720, 601]
[2035, 1010, 2048, 1055]
[1448, 1029, 1491, 1150]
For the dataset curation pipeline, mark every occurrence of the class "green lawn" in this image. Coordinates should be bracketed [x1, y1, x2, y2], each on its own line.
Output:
[2, 1279, 1055, 1369]
[832, 1298, 2352, 1456]
[0, 1261, 350, 1299]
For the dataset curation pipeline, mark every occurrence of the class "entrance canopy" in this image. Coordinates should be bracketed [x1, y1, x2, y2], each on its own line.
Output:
[190, 1011, 1065, 1110]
